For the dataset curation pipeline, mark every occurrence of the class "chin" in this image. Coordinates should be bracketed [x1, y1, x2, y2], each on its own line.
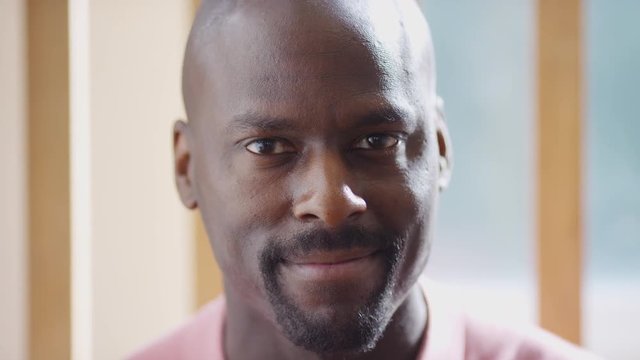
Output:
[263, 261, 399, 354]
[257, 225, 408, 353]
[272, 283, 396, 354]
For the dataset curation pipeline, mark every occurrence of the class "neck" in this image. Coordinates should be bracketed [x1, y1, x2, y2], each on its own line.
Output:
[224, 283, 428, 360]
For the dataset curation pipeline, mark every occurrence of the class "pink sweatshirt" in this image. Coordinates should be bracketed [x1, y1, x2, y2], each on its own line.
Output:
[129, 282, 599, 360]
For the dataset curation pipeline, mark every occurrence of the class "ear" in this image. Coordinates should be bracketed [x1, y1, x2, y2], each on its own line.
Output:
[174, 120, 198, 209]
[435, 97, 453, 191]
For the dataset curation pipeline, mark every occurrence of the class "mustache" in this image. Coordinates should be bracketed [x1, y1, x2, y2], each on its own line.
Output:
[260, 225, 401, 264]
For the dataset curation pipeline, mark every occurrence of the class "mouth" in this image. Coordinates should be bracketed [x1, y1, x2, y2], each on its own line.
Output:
[282, 248, 382, 282]
[286, 247, 379, 265]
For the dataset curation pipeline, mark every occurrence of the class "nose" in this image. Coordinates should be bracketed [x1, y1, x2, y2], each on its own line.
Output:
[292, 152, 367, 227]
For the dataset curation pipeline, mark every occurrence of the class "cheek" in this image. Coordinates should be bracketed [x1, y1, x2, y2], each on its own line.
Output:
[197, 167, 290, 291]
[365, 148, 438, 232]
[363, 154, 437, 290]
[399, 158, 439, 285]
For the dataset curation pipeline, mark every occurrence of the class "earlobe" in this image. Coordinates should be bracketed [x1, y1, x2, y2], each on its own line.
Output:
[174, 120, 198, 209]
[435, 97, 453, 192]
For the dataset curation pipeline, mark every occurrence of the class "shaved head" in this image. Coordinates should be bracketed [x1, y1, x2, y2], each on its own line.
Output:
[183, 0, 437, 122]
[175, 0, 451, 357]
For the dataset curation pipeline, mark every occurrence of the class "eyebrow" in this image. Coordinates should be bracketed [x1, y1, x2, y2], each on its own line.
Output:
[352, 106, 413, 129]
[226, 105, 414, 134]
[226, 112, 297, 134]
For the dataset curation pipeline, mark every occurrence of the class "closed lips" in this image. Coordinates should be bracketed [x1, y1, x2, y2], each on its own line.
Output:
[285, 248, 380, 266]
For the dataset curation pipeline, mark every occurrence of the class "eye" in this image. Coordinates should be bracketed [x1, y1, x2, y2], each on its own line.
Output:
[245, 138, 296, 155]
[353, 134, 400, 150]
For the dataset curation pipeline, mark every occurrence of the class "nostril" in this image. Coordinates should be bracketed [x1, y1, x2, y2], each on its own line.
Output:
[299, 213, 320, 222]
[292, 182, 367, 226]
[347, 210, 363, 220]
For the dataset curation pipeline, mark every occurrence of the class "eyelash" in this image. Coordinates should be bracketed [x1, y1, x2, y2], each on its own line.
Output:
[243, 133, 404, 156]
[244, 138, 296, 155]
[352, 133, 402, 150]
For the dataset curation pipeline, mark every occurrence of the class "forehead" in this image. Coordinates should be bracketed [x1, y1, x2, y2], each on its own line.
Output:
[185, 0, 432, 126]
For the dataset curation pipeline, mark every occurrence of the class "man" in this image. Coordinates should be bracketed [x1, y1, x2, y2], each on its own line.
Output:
[131, 0, 597, 359]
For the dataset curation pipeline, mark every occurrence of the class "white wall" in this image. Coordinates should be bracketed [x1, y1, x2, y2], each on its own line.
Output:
[0, 0, 27, 359]
[89, 1, 195, 359]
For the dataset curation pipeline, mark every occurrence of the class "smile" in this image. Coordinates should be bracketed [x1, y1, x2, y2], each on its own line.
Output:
[282, 249, 382, 282]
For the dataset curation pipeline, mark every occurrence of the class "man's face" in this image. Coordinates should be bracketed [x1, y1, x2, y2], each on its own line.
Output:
[177, 0, 448, 354]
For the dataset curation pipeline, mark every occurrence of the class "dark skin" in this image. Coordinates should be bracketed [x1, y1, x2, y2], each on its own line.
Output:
[175, 0, 452, 359]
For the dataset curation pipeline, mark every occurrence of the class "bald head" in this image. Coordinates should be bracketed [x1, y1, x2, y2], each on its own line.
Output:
[182, 0, 437, 122]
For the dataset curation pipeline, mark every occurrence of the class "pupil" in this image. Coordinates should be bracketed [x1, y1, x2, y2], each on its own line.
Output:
[257, 140, 275, 153]
[368, 135, 386, 148]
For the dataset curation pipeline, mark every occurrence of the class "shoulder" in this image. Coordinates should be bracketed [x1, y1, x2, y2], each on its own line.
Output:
[462, 313, 599, 360]
[126, 297, 226, 360]
[419, 279, 601, 360]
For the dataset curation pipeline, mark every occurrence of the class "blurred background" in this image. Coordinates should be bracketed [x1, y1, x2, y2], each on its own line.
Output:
[1, 0, 638, 359]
